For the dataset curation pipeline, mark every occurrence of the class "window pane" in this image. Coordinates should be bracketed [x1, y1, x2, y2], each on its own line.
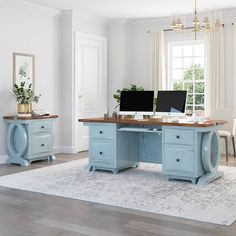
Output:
[194, 45, 204, 56]
[194, 57, 204, 67]
[183, 58, 193, 68]
[195, 106, 205, 111]
[195, 94, 204, 105]
[183, 45, 193, 57]
[184, 82, 193, 93]
[195, 82, 204, 93]
[187, 94, 193, 105]
[173, 69, 183, 80]
[194, 66, 204, 80]
[183, 68, 193, 80]
[173, 46, 182, 57]
[186, 106, 193, 114]
[169, 42, 205, 114]
[173, 82, 183, 90]
[173, 58, 182, 68]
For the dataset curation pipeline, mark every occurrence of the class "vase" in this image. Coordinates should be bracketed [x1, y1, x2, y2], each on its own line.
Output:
[17, 103, 32, 116]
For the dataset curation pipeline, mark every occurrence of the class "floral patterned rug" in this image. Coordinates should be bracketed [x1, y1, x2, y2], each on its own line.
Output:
[0, 159, 235, 226]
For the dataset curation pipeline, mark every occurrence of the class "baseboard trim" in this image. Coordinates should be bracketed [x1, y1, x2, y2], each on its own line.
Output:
[53, 146, 78, 154]
[0, 155, 9, 165]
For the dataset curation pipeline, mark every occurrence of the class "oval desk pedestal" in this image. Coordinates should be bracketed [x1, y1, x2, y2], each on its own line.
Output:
[4, 116, 58, 166]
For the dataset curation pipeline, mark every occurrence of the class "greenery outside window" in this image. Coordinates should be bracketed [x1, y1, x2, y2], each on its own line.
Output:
[168, 41, 205, 115]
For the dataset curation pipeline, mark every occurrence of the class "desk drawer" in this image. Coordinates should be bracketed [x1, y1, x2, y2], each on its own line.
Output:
[164, 146, 194, 174]
[164, 128, 194, 145]
[90, 125, 116, 140]
[90, 141, 115, 164]
[30, 134, 52, 157]
[30, 121, 52, 134]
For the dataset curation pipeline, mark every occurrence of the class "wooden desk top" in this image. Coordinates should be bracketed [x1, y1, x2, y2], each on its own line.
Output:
[3, 115, 58, 120]
[79, 117, 227, 128]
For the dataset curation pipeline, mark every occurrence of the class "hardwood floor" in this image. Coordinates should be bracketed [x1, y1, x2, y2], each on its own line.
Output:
[0, 153, 235, 236]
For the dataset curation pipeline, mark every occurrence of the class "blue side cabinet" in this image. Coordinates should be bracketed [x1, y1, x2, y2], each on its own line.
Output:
[4, 116, 58, 166]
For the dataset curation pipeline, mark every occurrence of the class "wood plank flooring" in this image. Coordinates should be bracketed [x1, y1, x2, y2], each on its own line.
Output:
[0, 153, 235, 236]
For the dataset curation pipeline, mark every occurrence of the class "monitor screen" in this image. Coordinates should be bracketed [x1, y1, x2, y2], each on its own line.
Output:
[120, 91, 154, 113]
[156, 90, 187, 114]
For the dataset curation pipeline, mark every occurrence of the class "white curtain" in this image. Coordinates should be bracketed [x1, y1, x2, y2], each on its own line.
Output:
[205, 28, 225, 115]
[150, 31, 166, 91]
[233, 25, 236, 110]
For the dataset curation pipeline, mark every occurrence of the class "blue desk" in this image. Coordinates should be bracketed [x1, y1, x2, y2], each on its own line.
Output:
[79, 118, 227, 185]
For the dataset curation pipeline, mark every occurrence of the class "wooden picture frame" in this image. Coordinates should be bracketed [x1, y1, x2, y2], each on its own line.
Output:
[13, 53, 35, 89]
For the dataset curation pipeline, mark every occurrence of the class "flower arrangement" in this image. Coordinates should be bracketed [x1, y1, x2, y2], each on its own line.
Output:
[12, 82, 41, 104]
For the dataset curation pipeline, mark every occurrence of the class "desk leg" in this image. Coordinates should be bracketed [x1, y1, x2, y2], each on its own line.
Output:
[6, 158, 29, 167]
[49, 155, 56, 161]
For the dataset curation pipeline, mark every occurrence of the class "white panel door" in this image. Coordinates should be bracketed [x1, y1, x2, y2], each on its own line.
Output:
[75, 32, 107, 152]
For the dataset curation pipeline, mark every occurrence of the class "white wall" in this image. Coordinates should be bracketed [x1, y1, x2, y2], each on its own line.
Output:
[107, 22, 131, 111]
[0, 1, 61, 160]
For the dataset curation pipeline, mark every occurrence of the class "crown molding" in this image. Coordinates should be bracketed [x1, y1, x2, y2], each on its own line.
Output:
[108, 19, 131, 27]
[222, 8, 236, 23]
[125, 8, 235, 29]
[0, 0, 61, 17]
[61, 10, 108, 26]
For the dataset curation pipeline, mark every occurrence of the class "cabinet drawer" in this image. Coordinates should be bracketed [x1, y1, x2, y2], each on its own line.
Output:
[30, 121, 52, 134]
[30, 134, 52, 156]
[90, 141, 115, 164]
[90, 125, 116, 140]
[164, 147, 194, 174]
[164, 128, 194, 145]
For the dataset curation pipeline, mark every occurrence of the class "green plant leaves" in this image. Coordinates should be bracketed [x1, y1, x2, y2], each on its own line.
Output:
[12, 83, 41, 104]
[113, 84, 144, 107]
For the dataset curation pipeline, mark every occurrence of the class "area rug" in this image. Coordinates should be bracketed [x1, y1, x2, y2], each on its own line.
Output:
[0, 159, 235, 226]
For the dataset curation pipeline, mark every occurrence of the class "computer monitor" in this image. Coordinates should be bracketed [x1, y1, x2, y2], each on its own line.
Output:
[119, 91, 154, 119]
[155, 90, 187, 117]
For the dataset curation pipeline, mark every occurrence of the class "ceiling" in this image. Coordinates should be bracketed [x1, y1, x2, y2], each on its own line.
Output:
[24, 0, 236, 19]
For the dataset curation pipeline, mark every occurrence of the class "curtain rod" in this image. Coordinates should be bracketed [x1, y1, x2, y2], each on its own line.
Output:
[147, 24, 226, 34]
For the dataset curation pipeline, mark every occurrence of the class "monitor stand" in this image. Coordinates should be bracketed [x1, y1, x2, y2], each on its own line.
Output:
[133, 114, 144, 120]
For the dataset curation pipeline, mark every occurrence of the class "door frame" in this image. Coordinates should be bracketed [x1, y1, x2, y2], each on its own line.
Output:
[74, 31, 107, 152]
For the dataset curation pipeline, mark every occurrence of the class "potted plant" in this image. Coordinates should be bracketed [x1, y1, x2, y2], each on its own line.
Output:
[113, 84, 144, 109]
[112, 84, 144, 118]
[12, 82, 41, 116]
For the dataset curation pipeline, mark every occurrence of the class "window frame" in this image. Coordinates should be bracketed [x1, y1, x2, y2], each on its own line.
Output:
[168, 40, 205, 114]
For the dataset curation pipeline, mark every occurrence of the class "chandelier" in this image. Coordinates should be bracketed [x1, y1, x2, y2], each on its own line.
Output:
[170, 0, 222, 39]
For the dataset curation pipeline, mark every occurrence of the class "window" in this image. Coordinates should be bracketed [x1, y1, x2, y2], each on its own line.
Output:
[168, 41, 205, 115]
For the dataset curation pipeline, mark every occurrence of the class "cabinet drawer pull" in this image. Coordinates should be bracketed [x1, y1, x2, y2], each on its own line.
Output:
[176, 158, 180, 162]
[99, 152, 103, 155]
[176, 135, 180, 139]
[41, 126, 45, 129]
[41, 144, 45, 147]
[99, 131, 103, 134]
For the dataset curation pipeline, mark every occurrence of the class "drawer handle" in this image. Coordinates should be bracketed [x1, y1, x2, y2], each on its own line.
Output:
[99, 131, 103, 134]
[41, 126, 45, 129]
[176, 158, 180, 162]
[99, 152, 103, 155]
[176, 135, 180, 139]
[41, 144, 45, 147]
